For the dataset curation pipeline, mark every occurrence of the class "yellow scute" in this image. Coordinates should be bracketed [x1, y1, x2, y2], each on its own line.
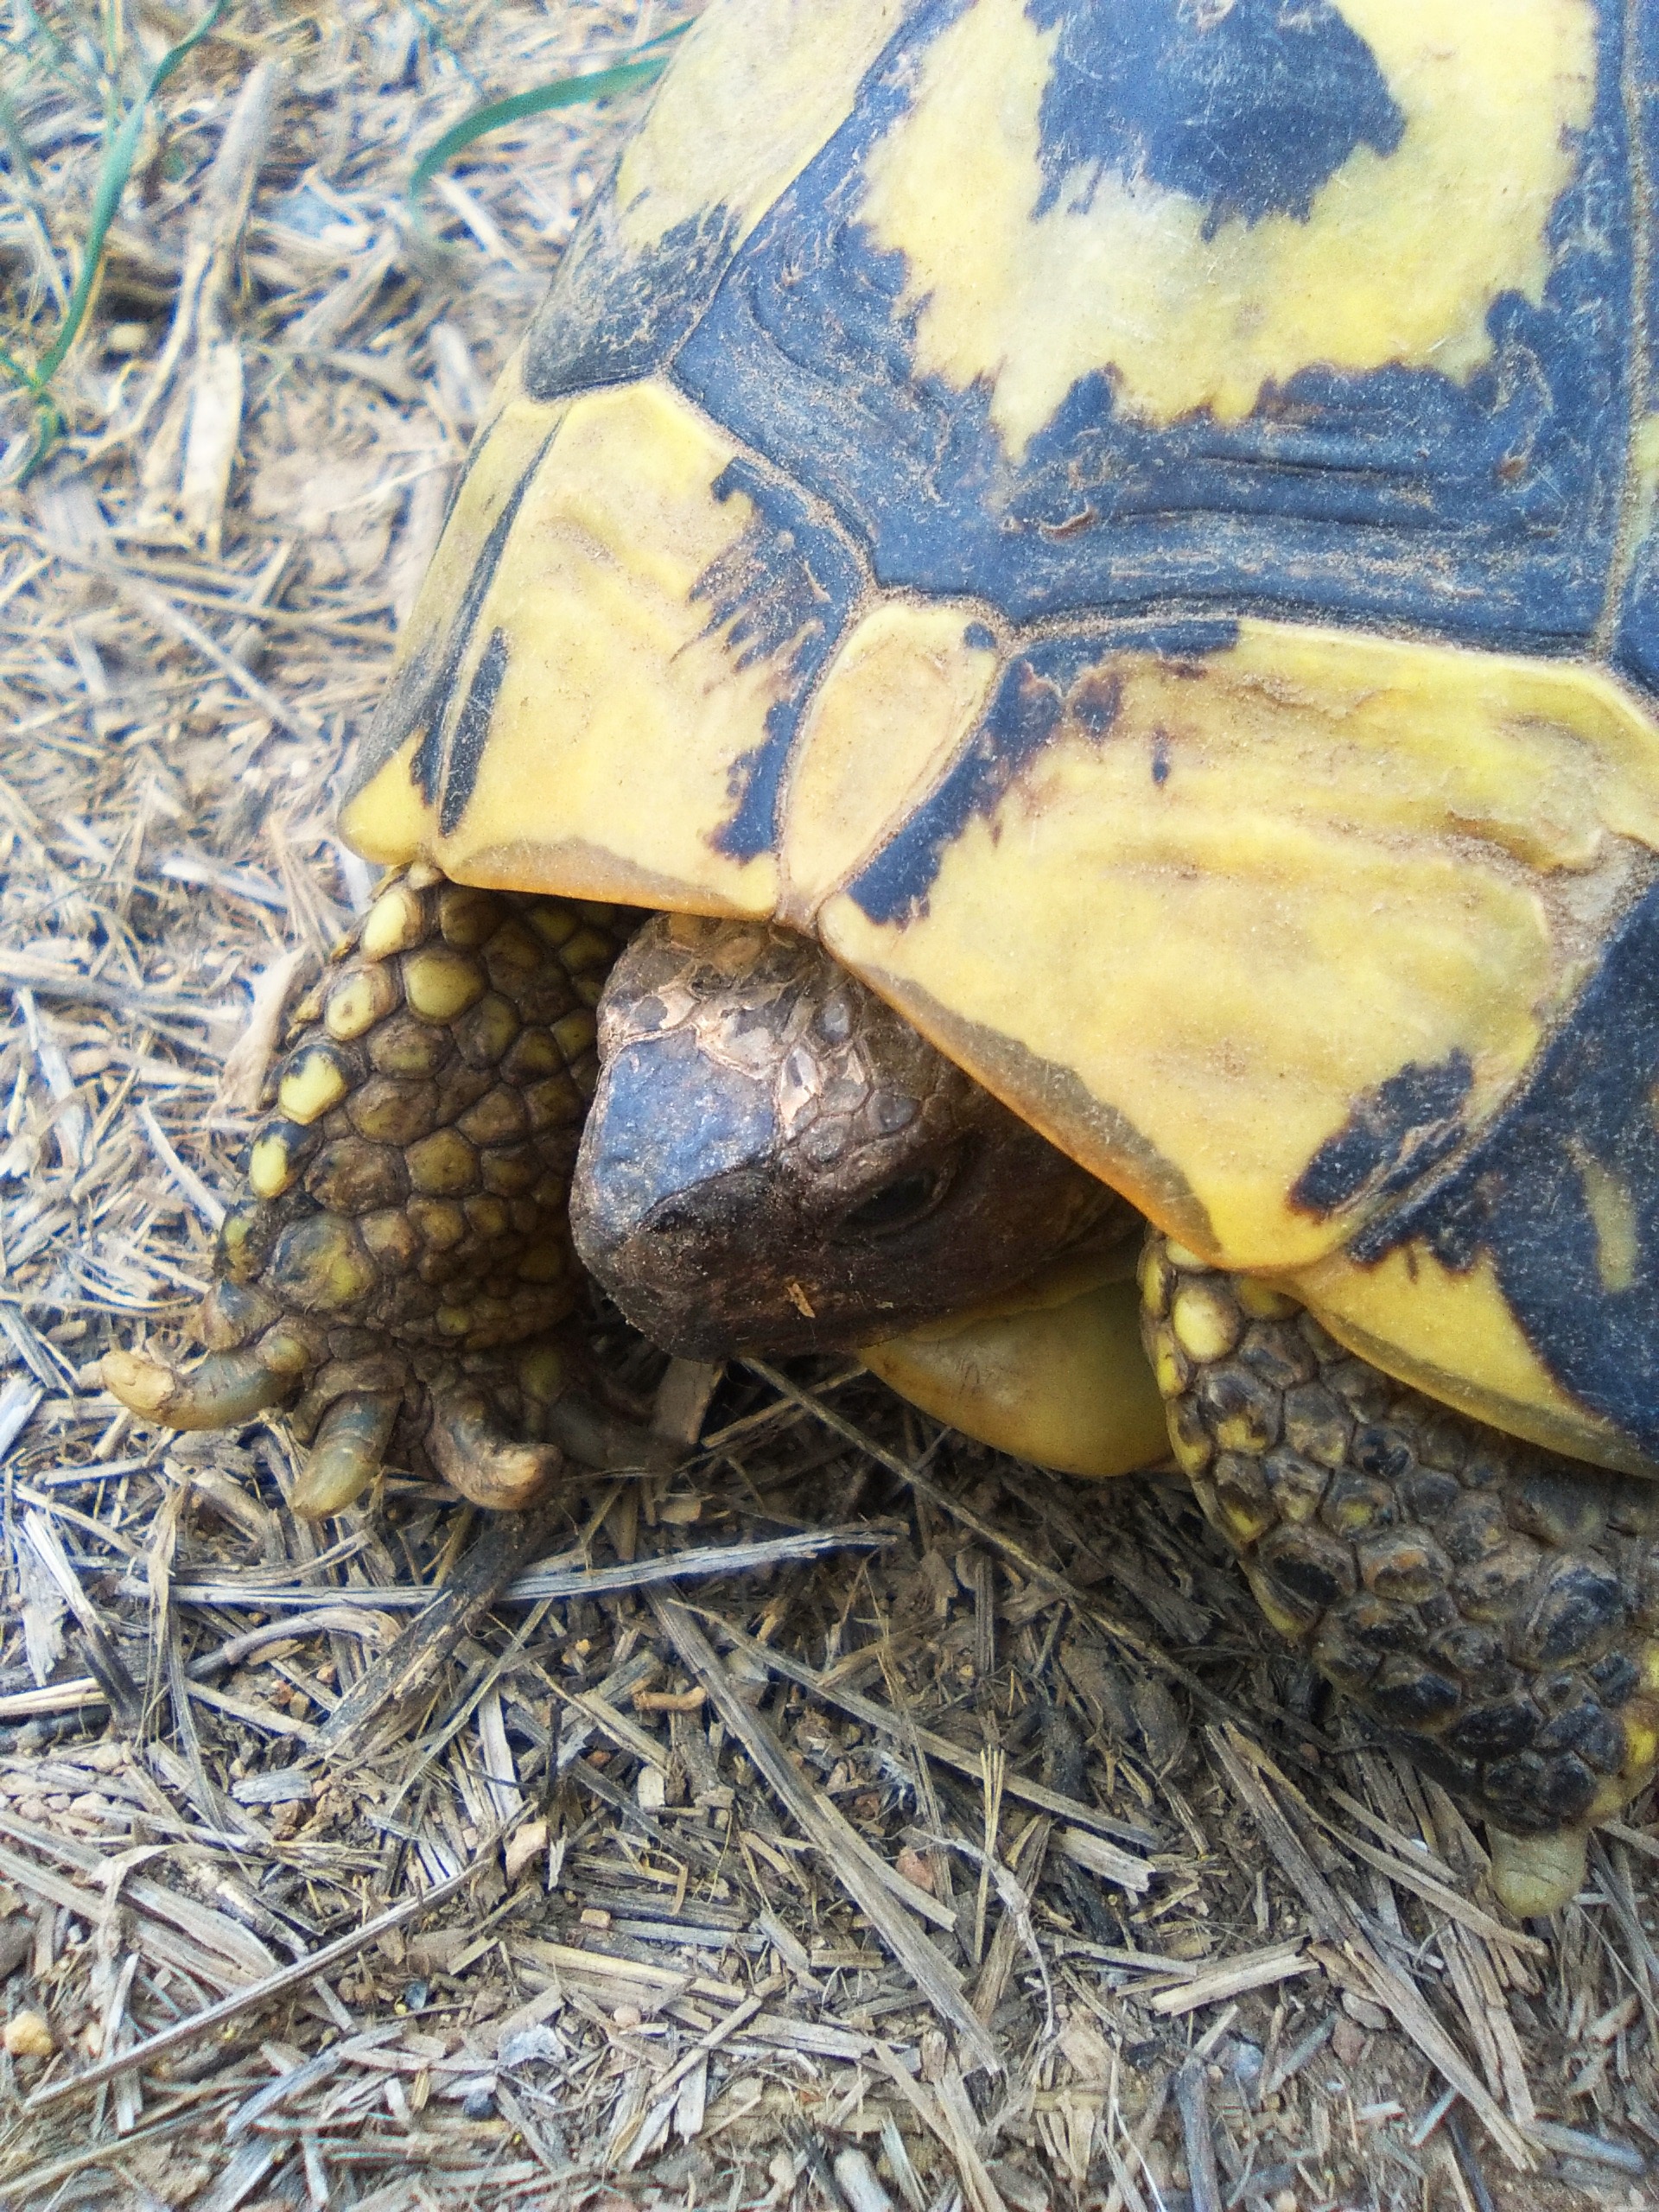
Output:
[779, 600, 1001, 923]
[616, 0, 907, 256]
[345, 731, 434, 868]
[343, 359, 567, 809]
[822, 623, 1659, 1273]
[1293, 1243, 1657, 1477]
[394, 380, 793, 914]
[859, 0, 1596, 451]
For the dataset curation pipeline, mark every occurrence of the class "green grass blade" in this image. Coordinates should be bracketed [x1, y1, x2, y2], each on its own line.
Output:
[408, 26, 690, 207]
[33, 0, 231, 388]
[3, 0, 230, 477]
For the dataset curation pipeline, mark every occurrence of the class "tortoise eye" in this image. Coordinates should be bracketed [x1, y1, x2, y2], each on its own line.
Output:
[836, 1163, 950, 1240]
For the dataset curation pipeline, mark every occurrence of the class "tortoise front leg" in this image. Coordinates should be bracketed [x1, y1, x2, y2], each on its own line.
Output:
[105, 867, 664, 1516]
[1139, 1231, 1659, 1916]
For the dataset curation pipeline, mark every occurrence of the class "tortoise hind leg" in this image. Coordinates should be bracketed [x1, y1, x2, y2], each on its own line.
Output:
[1139, 1230, 1659, 1916]
[104, 866, 658, 1516]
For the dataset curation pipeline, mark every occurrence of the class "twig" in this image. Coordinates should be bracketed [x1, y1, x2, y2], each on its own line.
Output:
[697, 1607, 1160, 1853]
[651, 1595, 999, 2073]
[1173, 2056, 1223, 2212]
[0, 951, 238, 1028]
[128, 1524, 901, 1612]
[24, 1842, 502, 2112]
[1147, 1940, 1311, 2017]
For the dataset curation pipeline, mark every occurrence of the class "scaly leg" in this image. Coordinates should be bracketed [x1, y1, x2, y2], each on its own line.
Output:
[105, 866, 669, 1516]
[1140, 1230, 1659, 1916]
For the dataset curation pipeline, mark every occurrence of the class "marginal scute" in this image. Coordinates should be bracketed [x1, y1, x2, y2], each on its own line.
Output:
[1295, 1206, 1659, 1479]
[346, 381, 810, 918]
[823, 619, 1659, 1290]
[613, 0, 908, 264]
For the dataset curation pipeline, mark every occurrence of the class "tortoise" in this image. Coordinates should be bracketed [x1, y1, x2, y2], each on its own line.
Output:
[107, 0, 1659, 1916]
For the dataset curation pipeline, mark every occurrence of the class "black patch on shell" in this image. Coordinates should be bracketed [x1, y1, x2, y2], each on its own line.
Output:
[849, 623, 1232, 926]
[1291, 1051, 1472, 1220]
[524, 200, 741, 401]
[1027, 0, 1405, 234]
[355, 437, 551, 810]
[672, 0, 1632, 652]
[441, 628, 512, 836]
[696, 459, 865, 862]
[1354, 879, 1659, 1458]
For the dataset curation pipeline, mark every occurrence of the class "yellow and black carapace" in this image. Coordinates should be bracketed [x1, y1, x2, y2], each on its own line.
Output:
[113, 0, 1659, 1911]
[346, 0, 1659, 1486]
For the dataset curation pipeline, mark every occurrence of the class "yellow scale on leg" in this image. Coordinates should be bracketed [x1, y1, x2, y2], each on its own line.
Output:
[105, 867, 654, 1516]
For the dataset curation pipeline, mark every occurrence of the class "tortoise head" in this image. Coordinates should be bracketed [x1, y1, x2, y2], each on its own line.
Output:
[570, 913, 1123, 1357]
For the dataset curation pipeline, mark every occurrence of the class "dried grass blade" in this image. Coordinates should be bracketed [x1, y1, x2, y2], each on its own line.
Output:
[24, 1840, 500, 2113]
[1206, 1725, 1530, 2170]
[651, 1595, 998, 2073]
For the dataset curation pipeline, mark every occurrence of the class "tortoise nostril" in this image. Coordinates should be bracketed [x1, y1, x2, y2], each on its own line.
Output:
[836, 1166, 948, 1240]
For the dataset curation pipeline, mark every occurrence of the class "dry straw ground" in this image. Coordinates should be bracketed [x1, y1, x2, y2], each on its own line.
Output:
[0, 6, 1658, 2209]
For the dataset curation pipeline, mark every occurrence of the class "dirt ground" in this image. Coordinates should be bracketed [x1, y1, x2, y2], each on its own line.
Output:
[1, 6, 1658, 2209]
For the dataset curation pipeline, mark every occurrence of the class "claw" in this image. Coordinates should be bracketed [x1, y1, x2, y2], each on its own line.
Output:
[102, 1345, 296, 1431]
[293, 1390, 401, 1519]
[428, 1388, 565, 1512]
[1488, 1826, 1588, 1917]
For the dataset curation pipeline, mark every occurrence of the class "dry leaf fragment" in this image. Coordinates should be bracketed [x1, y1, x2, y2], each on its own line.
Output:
[180, 337, 245, 553]
[217, 948, 307, 1113]
[504, 1818, 549, 1885]
[895, 1846, 935, 1894]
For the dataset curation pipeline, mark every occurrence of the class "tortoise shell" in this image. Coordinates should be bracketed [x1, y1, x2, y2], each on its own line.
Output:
[343, 0, 1659, 1479]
